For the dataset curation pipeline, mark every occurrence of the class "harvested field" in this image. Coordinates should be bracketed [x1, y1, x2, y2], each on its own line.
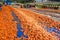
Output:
[0, 5, 60, 40]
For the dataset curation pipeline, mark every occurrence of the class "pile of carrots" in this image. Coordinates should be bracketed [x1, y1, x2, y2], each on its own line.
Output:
[0, 6, 18, 40]
[0, 5, 60, 40]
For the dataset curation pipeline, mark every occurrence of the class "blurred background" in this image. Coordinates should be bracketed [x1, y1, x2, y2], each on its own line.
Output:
[0, 0, 60, 9]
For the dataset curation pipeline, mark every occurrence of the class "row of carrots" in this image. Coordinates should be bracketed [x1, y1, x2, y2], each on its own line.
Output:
[19, 8, 60, 29]
[32, 8, 60, 13]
